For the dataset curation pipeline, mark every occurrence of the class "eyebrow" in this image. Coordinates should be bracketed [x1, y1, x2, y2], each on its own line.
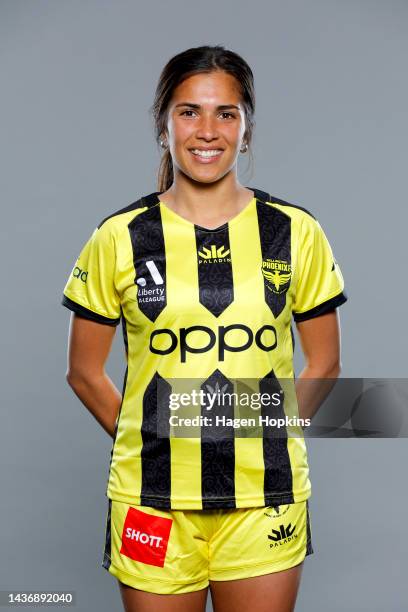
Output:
[174, 102, 240, 111]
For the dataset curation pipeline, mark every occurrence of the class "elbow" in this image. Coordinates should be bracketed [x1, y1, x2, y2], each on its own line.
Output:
[323, 359, 342, 379]
[65, 371, 78, 389]
[65, 369, 88, 389]
[66, 366, 102, 389]
[329, 361, 342, 379]
[306, 358, 342, 379]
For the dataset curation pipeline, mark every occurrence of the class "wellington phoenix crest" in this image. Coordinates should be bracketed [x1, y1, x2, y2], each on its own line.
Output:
[262, 259, 292, 294]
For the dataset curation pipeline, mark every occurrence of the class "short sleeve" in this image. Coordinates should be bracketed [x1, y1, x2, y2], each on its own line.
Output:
[61, 222, 121, 326]
[292, 216, 348, 323]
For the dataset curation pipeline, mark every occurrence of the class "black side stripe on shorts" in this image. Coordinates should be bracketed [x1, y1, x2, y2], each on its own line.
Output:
[306, 499, 314, 555]
[102, 498, 112, 570]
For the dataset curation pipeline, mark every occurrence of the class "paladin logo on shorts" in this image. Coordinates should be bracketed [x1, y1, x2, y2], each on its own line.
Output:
[267, 523, 297, 548]
[261, 259, 292, 294]
[198, 244, 231, 264]
[120, 507, 173, 567]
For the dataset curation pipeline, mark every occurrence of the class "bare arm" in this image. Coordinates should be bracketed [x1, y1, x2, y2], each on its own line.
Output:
[65, 313, 122, 438]
[294, 309, 342, 422]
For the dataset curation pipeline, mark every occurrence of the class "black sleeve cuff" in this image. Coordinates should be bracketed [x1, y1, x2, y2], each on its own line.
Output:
[61, 294, 121, 326]
[293, 290, 348, 323]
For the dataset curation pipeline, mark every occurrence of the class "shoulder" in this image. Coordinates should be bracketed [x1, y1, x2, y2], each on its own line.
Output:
[77, 192, 161, 254]
[252, 188, 320, 240]
[252, 188, 316, 220]
[96, 191, 162, 233]
[269, 195, 317, 221]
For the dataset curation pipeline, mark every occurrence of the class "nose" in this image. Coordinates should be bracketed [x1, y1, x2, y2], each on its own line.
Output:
[195, 113, 219, 141]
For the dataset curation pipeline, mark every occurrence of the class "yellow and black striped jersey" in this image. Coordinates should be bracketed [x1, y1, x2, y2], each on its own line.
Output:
[62, 188, 347, 510]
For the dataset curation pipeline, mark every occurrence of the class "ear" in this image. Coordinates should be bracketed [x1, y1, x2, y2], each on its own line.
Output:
[159, 133, 168, 148]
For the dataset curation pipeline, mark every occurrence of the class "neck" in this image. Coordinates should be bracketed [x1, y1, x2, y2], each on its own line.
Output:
[159, 172, 254, 225]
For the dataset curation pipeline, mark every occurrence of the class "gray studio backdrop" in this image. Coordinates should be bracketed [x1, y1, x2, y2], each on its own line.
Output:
[1, 1, 407, 610]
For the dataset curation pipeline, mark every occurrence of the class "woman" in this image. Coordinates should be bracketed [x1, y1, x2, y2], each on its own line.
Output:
[62, 45, 347, 612]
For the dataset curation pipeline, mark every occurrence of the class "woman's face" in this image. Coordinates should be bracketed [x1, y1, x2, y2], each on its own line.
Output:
[164, 70, 247, 184]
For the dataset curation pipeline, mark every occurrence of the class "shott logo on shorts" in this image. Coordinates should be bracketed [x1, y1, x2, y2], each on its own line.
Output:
[149, 323, 278, 363]
[125, 529, 163, 548]
[267, 523, 297, 548]
[120, 507, 173, 568]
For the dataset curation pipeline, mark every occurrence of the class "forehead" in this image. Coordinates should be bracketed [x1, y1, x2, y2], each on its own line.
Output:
[170, 71, 242, 106]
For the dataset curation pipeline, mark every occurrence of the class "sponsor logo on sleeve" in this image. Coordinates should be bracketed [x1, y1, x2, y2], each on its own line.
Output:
[72, 267, 88, 283]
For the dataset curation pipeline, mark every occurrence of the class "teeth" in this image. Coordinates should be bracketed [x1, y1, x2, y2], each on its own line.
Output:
[191, 149, 222, 158]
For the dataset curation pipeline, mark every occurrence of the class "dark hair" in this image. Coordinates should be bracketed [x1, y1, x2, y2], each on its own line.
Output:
[150, 45, 255, 192]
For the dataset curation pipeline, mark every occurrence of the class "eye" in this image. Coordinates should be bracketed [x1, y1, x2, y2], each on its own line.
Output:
[180, 110, 196, 117]
[220, 112, 235, 119]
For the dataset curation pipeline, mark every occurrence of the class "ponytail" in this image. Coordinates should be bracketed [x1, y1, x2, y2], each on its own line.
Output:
[157, 148, 174, 193]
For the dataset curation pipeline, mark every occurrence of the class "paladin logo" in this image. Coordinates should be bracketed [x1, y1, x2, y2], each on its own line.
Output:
[198, 245, 231, 264]
[267, 523, 297, 548]
[262, 259, 292, 294]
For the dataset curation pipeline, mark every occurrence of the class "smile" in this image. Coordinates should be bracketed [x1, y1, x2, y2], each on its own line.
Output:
[190, 149, 223, 163]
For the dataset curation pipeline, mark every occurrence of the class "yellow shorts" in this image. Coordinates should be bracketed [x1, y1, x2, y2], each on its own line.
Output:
[101, 498, 313, 595]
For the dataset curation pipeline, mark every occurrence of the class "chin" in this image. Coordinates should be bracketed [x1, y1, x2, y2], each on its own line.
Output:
[181, 166, 230, 185]
[192, 175, 222, 184]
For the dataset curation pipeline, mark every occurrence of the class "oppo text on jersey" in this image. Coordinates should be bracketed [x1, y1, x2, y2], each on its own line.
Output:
[149, 323, 278, 362]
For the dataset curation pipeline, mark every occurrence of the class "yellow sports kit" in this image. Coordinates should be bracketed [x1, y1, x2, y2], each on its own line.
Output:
[62, 187, 347, 591]
[102, 498, 313, 594]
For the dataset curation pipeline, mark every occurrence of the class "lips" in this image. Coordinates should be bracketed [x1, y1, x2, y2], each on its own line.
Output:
[189, 148, 224, 163]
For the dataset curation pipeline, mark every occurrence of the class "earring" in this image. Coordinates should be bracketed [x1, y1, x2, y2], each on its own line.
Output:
[160, 139, 168, 148]
[240, 142, 248, 153]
